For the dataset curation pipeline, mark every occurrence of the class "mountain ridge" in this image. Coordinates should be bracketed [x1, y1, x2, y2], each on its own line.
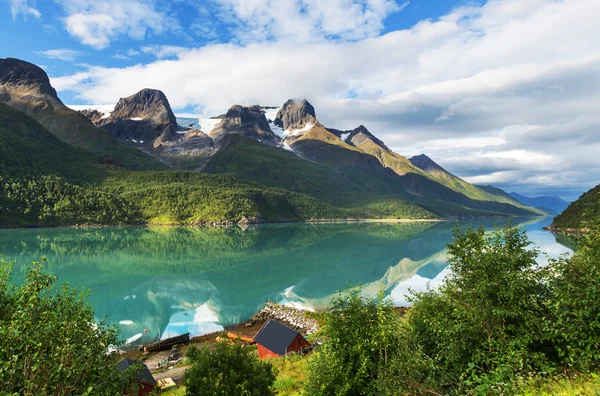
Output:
[0, 57, 543, 225]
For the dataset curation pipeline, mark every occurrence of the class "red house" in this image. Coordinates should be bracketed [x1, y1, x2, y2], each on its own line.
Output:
[116, 358, 156, 396]
[254, 320, 311, 359]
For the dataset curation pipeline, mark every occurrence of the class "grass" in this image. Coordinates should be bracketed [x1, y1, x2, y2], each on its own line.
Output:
[161, 353, 310, 396]
[516, 374, 600, 395]
[271, 354, 310, 396]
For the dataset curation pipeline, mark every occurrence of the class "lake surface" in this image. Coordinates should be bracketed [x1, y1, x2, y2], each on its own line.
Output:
[0, 217, 572, 343]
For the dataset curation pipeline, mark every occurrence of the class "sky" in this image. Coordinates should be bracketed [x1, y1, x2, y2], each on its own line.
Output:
[2, 0, 599, 201]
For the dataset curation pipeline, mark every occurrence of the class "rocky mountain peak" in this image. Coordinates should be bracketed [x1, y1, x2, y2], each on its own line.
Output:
[0, 58, 61, 103]
[409, 154, 445, 173]
[210, 104, 279, 144]
[348, 125, 389, 150]
[99, 88, 179, 146]
[274, 98, 317, 131]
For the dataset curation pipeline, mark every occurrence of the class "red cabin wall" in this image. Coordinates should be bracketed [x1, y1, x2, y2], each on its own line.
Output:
[257, 335, 311, 359]
[137, 382, 155, 396]
[257, 344, 280, 359]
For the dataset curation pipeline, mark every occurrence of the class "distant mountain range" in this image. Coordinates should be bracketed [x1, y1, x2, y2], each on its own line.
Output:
[508, 193, 570, 215]
[0, 57, 545, 226]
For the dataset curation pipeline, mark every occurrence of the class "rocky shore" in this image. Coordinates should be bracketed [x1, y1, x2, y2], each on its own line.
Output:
[246, 303, 319, 335]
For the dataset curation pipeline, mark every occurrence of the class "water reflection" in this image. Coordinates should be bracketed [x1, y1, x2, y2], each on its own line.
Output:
[0, 217, 572, 341]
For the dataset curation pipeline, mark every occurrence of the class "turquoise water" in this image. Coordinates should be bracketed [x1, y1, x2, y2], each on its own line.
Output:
[0, 217, 571, 342]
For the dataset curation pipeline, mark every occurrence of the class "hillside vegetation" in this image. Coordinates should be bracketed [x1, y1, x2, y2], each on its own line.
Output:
[552, 184, 600, 230]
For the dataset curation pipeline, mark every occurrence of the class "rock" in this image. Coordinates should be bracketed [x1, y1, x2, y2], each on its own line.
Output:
[247, 303, 319, 335]
[78, 109, 106, 124]
[0, 57, 61, 104]
[99, 88, 179, 147]
[98, 154, 124, 167]
[274, 99, 317, 131]
[210, 104, 280, 144]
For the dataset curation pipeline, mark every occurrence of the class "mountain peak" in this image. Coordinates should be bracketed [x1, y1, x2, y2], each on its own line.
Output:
[0, 57, 61, 103]
[409, 154, 445, 173]
[274, 98, 317, 130]
[210, 104, 280, 144]
[100, 88, 179, 145]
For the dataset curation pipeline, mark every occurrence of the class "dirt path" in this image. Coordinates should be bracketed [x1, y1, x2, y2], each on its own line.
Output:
[153, 365, 191, 381]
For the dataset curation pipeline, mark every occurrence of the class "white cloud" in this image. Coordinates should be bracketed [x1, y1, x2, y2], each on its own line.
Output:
[141, 45, 189, 59]
[53, 0, 600, 199]
[54, 0, 179, 49]
[8, 0, 41, 20]
[200, 0, 403, 43]
[35, 48, 81, 61]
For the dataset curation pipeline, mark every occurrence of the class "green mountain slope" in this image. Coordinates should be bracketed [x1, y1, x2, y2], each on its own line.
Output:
[0, 103, 108, 182]
[204, 133, 540, 218]
[0, 58, 164, 171]
[203, 134, 435, 219]
[551, 184, 600, 230]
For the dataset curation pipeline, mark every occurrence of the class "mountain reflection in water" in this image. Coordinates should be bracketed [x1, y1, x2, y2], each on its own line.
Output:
[0, 217, 572, 341]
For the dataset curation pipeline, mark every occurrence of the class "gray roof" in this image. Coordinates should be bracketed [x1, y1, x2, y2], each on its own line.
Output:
[116, 358, 156, 385]
[253, 320, 302, 355]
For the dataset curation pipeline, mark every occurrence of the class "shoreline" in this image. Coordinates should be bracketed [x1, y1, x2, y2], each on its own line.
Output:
[0, 217, 444, 230]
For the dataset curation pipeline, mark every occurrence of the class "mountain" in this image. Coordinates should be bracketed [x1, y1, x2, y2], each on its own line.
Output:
[0, 102, 105, 182]
[508, 192, 570, 214]
[0, 58, 163, 171]
[409, 155, 537, 211]
[95, 88, 179, 147]
[274, 98, 317, 131]
[210, 104, 280, 145]
[205, 98, 540, 218]
[0, 57, 543, 225]
[549, 184, 600, 231]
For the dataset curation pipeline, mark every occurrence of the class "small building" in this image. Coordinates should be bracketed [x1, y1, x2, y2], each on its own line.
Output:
[254, 320, 311, 359]
[116, 358, 156, 396]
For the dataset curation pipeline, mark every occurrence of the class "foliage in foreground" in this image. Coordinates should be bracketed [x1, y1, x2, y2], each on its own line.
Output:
[184, 341, 277, 396]
[0, 258, 130, 395]
[307, 224, 600, 395]
[304, 289, 401, 395]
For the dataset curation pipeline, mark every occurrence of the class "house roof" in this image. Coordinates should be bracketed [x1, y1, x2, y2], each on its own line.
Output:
[253, 320, 303, 355]
[116, 358, 156, 385]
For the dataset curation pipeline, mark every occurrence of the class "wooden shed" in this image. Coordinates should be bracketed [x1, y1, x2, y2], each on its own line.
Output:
[116, 358, 156, 396]
[254, 320, 311, 359]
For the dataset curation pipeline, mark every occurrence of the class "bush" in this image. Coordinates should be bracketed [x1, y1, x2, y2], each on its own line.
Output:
[400, 223, 555, 393]
[184, 341, 276, 396]
[0, 258, 129, 395]
[304, 289, 401, 396]
[547, 227, 600, 372]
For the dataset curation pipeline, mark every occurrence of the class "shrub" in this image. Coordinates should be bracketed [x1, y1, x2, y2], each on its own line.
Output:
[0, 258, 129, 395]
[184, 341, 276, 396]
[304, 288, 401, 396]
[547, 227, 600, 372]
[404, 223, 554, 394]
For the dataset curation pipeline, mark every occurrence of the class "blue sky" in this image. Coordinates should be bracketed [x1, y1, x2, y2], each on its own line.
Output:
[2, 0, 599, 200]
[2, 0, 481, 104]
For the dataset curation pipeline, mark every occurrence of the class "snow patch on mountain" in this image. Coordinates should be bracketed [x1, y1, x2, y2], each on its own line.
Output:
[287, 122, 314, 137]
[340, 132, 351, 142]
[176, 116, 221, 134]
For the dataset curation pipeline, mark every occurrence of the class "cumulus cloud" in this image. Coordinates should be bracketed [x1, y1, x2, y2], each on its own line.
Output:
[8, 0, 41, 20]
[52, 0, 600, 199]
[35, 48, 81, 61]
[197, 0, 404, 43]
[54, 0, 179, 49]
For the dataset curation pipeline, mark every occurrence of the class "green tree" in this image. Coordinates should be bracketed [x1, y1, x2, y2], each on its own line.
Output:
[0, 258, 130, 395]
[404, 223, 553, 394]
[547, 226, 600, 372]
[184, 341, 276, 396]
[304, 288, 401, 396]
